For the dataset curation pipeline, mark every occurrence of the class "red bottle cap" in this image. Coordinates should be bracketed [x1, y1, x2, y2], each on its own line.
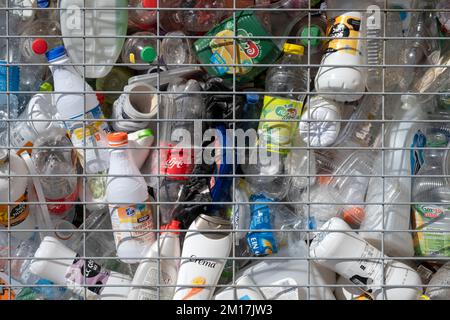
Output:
[142, 0, 157, 8]
[32, 39, 48, 55]
[162, 219, 181, 234]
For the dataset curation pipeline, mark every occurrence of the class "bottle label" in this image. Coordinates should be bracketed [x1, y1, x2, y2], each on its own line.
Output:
[325, 14, 362, 56]
[137, 261, 175, 300]
[65, 255, 110, 299]
[0, 274, 16, 300]
[412, 204, 450, 257]
[410, 130, 426, 175]
[0, 60, 20, 92]
[194, 11, 282, 82]
[66, 105, 110, 169]
[109, 199, 155, 248]
[258, 96, 303, 154]
[246, 195, 278, 256]
[161, 147, 194, 181]
[46, 188, 78, 216]
[0, 191, 30, 227]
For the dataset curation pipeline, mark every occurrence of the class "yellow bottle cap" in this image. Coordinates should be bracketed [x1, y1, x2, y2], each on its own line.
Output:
[283, 43, 305, 55]
[420, 295, 431, 300]
[129, 53, 136, 64]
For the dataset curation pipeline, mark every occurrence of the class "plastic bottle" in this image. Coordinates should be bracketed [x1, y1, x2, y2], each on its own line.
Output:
[299, 95, 343, 147]
[0, 0, 36, 35]
[161, 31, 197, 68]
[425, 262, 450, 300]
[44, 46, 110, 208]
[128, 219, 181, 300]
[173, 215, 232, 300]
[96, 67, 136, 112]
[214, 241, 336, 300]
[360, 95, 425, 258]
[0, 149, 36, 240]
[59, 0, 129, 78]
[159, 0, 225, 34]
[128, 0, 158, 32]
[310, 217, 423, 300]
[315, 0, 368, 102]
[35, 0, 59, 20]
[111, 82, 159, 134]
[31, 129, 78, 221]
[193, 8, 308, 84]
[106, 132, 156, 264]
[128, 129, 154, 170]
[241, 43, 307, 200]
[121, 32, 158, 71]
[29, 236, 132, 300]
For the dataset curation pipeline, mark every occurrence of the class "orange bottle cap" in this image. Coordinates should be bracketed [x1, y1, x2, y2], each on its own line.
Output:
[107, 132, 128, 147]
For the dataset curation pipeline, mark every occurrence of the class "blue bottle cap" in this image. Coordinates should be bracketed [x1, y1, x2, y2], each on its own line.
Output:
[45, 46, 66, 62]
[37, 0, 50, 8]
[246, 94, 259, 104]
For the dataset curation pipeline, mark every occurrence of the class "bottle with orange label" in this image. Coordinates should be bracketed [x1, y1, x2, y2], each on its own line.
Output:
[106, 132, 156, 264]
[315, 0, 369, 102]
[0, 149, 36, 240]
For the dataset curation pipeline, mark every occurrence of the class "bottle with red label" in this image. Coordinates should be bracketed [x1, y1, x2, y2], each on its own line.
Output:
[32, 128, 78, 222]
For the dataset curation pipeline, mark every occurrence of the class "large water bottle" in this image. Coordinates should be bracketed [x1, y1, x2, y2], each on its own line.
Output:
[241, 43, 307, 200]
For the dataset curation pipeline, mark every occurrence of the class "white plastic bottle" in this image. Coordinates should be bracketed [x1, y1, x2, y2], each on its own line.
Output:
[173, 215, 232, 300]
[360, 95, 425, 257]
[128, 219, 181, 300]
[315, 1, 368, 102]
[106, 132, 156, 264]
[59, 0, 128, 78]
[0, 149, 36, 240]
[214, 241, 336, 300]
[128, 129, 154, 170]
[310, 217, 423, 300]
[29, 236, 132, 300]
[45, 45, 110, 208]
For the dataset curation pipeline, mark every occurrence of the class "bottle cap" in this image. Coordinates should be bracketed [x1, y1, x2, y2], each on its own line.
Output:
[39, 82, 53, 92]
[300, 25, 322, 47]
[140, 46, 157, 63]
[342, 207, 365, 226]
[45, 45, 66, 62]
[283, 43, 304, 55]
[32, 39, 48, 55]
[163, 219, 181, 234]
[246, 94, 259, 104]
[37, 0, 50, 8]
[137, 128, 154, 139]
[142, 0, 158, 8]
[107, 132, 128, 147]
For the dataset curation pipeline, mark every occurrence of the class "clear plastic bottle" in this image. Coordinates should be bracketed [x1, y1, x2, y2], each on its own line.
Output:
[121, 32, 158, 71]
[0, 0, 36, 35]
[160, 31, 197, 68]
[106, 132, 156, 264]
[35, 0, 59, 21]
[128, 0, 158, 32]
[32, 128, 78, 221]
[241, 43, 307, 200]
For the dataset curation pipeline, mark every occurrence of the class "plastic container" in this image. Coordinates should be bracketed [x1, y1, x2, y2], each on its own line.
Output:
[29, 236, 132, 300]
[121, 32, 158, 71]
[59, 0, 128, 78]
[106, 132, 156, 264]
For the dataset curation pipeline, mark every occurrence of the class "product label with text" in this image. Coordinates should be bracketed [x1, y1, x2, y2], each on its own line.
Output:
[0, 191, 30, 227]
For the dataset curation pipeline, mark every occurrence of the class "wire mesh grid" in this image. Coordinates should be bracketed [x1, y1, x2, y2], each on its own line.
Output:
[0, 0, 449, 301]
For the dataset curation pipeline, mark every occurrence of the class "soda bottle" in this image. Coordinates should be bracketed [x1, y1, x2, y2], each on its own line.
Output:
[159, 0, 225, 34]
[241, 43, 307, 200]
[106, 132, 156, 264]
[128, 0, 158, 32]
[32, 128, 78, 222]
[315, 0, 368, 102]
[43, 46, 110, 208]
[121, 32, 159, 71]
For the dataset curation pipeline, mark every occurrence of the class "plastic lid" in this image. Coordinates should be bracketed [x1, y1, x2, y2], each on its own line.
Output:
[32, 39, 48, 55]
[141, 46, 157, 63]
[39, 82, 53, 92]
[37, 0, 50, 8]
[142, 0, 157, 8]
[300, 26, 321, 47]
[107, 132, 128, 147]
[343, 207, 365, 226]
[45, 45, 66, 62]
[246, 94, 259, 104]
[137, 128, 154, 139]
[163, 219, 181, 234]
[283, 43, 304, 55]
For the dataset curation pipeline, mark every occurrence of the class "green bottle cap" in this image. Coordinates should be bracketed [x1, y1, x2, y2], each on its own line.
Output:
[140, 46, 157, 63]
[137, 128, 154, 139]
[300, 25, 321, 47]
[39, 82, 53, 92]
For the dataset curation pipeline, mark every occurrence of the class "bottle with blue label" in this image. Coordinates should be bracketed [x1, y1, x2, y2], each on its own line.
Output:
[44, 46, 111, 208]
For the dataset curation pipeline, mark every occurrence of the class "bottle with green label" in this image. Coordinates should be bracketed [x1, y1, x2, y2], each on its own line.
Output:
[193, 9, 308, 84]
[241, 43, 307, 200]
